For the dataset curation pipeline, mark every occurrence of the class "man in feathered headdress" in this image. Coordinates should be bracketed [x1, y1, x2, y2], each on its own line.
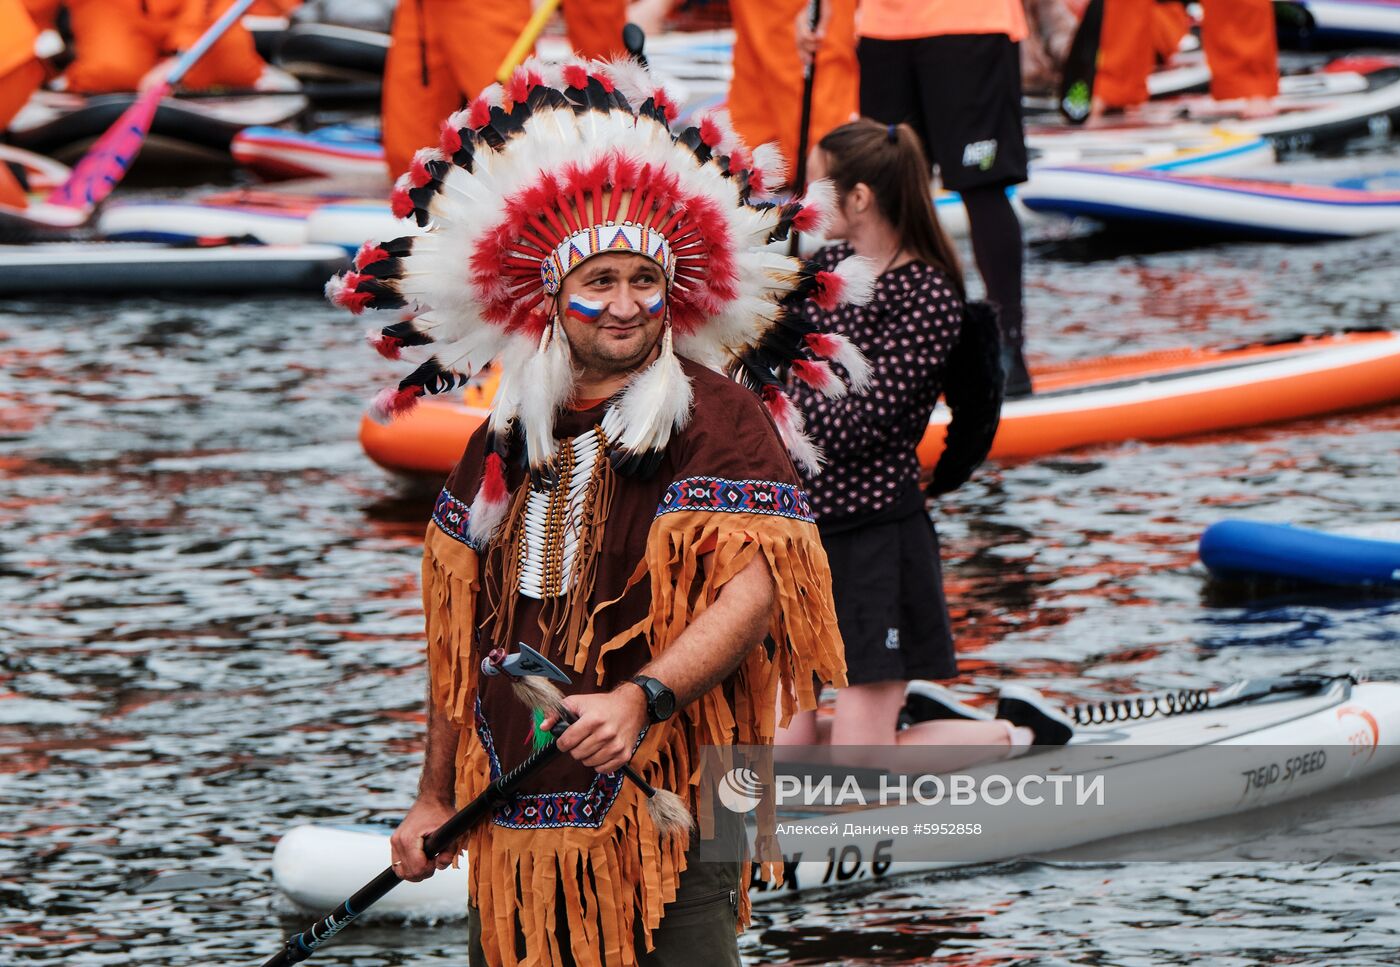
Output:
[329, 57, 879, 965]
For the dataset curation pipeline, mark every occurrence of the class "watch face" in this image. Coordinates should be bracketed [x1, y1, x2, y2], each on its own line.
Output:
[653, 688, 676, 721]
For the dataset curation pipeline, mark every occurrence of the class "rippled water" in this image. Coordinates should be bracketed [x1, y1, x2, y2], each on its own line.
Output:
[3, 179, 1400, 964]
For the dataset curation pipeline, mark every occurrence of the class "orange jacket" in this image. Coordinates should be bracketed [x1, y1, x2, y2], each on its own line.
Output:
[0, 0, 39, 77]
[859, 0, 1028, 41]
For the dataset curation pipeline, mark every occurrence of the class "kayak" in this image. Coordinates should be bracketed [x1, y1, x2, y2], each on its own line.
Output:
[1018, 166, 1400, 239]
[271, 674, 1400, 918]
[0, 241, 348, 294]
[8, 90, 308, 161]
[1027, 56, 1400, 154]
[358, 329, 1400, 477]
[231, 124, 386, 181]
[1200, 519, 1400, 589]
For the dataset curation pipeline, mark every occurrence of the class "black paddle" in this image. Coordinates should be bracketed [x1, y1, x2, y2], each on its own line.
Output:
[789, 0, 823, 256]
[257, 729, 565, 966]
[1058, 0, 1105, 123]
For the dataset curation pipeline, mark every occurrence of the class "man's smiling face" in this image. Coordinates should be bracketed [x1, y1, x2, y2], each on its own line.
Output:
[556, 252, 668, 381]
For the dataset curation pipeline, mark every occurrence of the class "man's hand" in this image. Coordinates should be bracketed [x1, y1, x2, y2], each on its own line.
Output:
[541, 686, 648, 774]
[795, 2, 833, 69]
[138, 56, 179, 94]
[389, 796, 458, 882]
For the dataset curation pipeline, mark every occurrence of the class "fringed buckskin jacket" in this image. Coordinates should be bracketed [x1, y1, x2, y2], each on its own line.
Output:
[422, 358, 847, 966]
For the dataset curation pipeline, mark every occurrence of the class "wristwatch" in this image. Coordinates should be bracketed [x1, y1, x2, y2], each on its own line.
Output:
[631, 675, 676, 723]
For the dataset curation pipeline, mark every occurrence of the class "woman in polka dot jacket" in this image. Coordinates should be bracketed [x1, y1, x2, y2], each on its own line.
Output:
[778, 120, 1073, 752]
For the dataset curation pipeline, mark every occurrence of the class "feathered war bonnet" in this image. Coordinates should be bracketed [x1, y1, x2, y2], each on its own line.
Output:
[328, 57, 876, 537]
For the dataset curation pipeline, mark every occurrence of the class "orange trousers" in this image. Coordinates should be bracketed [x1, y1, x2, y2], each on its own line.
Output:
[61, 0, 266, 94]
[1096, 0, 1278, 107]
[382, 0, 627, 176]
[0, 59, 44, 207]
[727, 0, 859, 185]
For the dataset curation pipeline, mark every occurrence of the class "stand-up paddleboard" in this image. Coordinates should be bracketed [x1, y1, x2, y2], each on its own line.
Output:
[231, 124, 385, 181]
[8, 89, 309, 161]
[1200, 519, 1400, 589]
[1291, 0, 1400, 47]
[98, 198, 316, 245]
[358, 329, 1400, 477]
[1028, 56, 1400, 154]
[1019, 166, 1400, 239]
[270, 675, 1400, 918]
[0, 143, 70, 195]
[94, 178, 400, 251]
[0, 241, 347, 294]
[276, 22, 391, 80]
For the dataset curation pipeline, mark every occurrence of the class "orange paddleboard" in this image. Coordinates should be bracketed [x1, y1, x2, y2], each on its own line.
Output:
[359, 330, 1400, 478]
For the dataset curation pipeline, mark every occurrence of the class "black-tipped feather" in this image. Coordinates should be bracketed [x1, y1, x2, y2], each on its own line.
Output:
[399, 358, 468, 396]
[379, 320, 434, 347]
[675, 126, 713, 166]
[608, 446, 665, 479]
[355, 277, 409, 311]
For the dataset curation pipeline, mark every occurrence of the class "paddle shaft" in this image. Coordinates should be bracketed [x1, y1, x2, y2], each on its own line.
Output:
[788, 0, 822, 256]
[169, 0, 260, 86]
[46, 0, 257, 210]
[258, 737, 563, 967]
[496, 0, 564, 84]
[1058, 0, 1104, 123]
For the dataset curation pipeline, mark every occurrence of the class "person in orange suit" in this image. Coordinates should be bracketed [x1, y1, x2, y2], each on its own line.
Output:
[382, 0, 628, 176]
[1095, 0, 1278, 111]
[726, 0, 860, 184]
[0, 0, 49, 209]
[58, 0, 270, 95]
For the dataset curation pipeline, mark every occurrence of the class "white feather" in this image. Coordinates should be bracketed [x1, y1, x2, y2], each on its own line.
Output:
[831, 255, 878, 307]
[825, 334, 873, 394]
[750, 142, 788, 193]
[770, 396, 823, 477]
[517, 324, 576, 469]
[797, 180, 837, 239]
[609, 328, 693, 457]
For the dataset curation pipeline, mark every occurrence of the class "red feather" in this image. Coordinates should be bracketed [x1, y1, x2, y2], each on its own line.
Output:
[390, 188, 415, 220]
[468, 96, 492, 129]
[805, 332, 839, 357]
[812, 270, 843, 310]
[409, 155, 432, 188]
[562, 64, 589, 89]
[792, 359, 839, 394]
[480, 452, 507, 504]
[792, 202, 824, 234]
[355, 243, 389, 270]
[367, 331, 404, 360]
[699, 116, 722, 148]
[439, 122, 462, 156]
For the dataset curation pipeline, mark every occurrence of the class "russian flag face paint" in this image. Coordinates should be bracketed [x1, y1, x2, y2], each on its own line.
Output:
[641, 291, 665, 317]
[565, 295, 606, 324]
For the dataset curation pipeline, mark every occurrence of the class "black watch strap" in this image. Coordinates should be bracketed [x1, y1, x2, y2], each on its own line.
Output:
[632, 675, 676, 723]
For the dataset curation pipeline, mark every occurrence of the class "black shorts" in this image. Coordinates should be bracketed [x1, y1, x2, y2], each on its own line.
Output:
[821, 510, 957, 686]
[857, 33, 1028, 192]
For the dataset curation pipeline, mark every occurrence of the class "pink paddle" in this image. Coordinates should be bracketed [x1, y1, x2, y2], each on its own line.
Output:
[45, 0, 259, 213]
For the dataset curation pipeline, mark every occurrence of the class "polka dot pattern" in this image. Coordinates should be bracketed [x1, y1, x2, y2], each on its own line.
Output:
[792, 243, 963, 522]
